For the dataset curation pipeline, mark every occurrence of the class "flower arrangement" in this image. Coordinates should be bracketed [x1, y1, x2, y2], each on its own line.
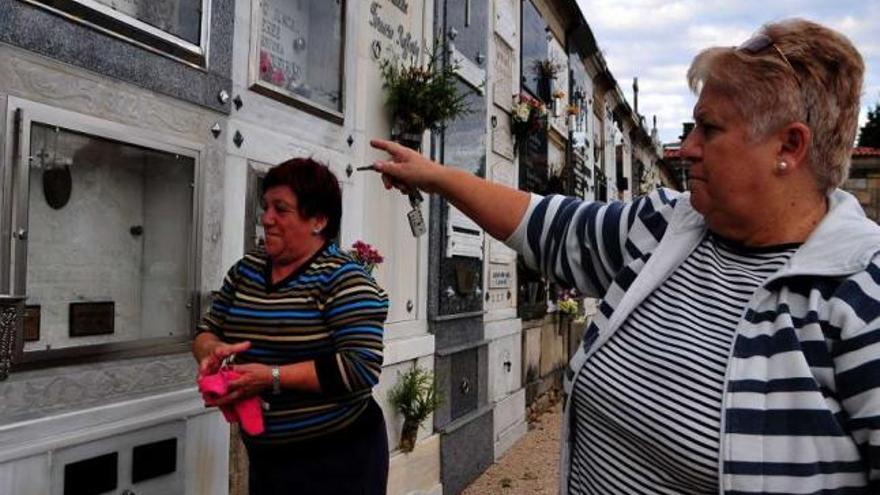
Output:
[259, 49, 286, 87]
[511, 93, 548, 149]
[379, 40, 471, 148]
[557, 296, 579, 315]
[388, 365, 442, 452]
[557, 288, 588, 324]
[532, 56, 564, 80]
[348, 240, 384, 275]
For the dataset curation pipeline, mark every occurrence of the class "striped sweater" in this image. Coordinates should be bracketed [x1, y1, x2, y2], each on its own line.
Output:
[198, 243, 388, 444]
[505, 189, 880, 494]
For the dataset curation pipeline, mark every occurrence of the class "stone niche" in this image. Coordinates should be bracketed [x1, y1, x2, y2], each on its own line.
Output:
[23, 123, 194, 352]
[428, 0, 494, 493]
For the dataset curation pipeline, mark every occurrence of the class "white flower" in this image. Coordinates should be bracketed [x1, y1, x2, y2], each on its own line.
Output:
[515, 104, 531, 122]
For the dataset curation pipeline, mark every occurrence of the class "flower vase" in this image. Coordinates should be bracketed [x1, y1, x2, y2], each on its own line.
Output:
[538, 77, 552, 103]
[399, 417, 420, 453]
[391, 122, 424, 152]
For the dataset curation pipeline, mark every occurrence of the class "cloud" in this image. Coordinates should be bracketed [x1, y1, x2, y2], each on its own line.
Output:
[576, 0, 880, 143]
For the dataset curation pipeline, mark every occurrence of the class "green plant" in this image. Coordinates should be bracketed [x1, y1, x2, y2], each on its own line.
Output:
[379, 40, 471, 138]
[388, 365, 442, 452]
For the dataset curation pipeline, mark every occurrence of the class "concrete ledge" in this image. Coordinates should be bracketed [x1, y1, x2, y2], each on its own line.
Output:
[494, 419, 528, 461]
[484, 317, 522, 341]
[388, 433, 442, 495]
[384, 333, 435, 366]
[494, 388, 526, 434]
[484, 307, 517, 323]
[0, 387, 208, 463]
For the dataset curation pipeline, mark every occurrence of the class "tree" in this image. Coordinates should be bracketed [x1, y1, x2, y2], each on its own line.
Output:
[859, 102, 880, 148]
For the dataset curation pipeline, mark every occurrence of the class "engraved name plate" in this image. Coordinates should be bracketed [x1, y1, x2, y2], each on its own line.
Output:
[69, 302, 115, 337]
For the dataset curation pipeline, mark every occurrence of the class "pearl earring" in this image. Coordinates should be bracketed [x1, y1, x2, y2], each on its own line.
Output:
[312, 228, 321, 235]
[777, 160, 789, 172]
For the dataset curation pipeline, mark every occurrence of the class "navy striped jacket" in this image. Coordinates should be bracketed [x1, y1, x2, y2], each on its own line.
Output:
[505, 189, 880, 494]
[199, 243, 388, 444]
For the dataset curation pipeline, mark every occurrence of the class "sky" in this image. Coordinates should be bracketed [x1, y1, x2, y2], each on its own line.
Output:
[575, 0, 880, 144]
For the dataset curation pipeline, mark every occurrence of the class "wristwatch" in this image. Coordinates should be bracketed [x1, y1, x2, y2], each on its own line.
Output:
[271, 366, 282, 395]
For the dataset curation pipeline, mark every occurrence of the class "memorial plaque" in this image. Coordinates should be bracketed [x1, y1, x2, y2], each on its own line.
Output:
[451, 45, 486, 94]
[69, 302, 115, 337]
[520, 128, 548, 194]
[24, 305, 40, 342]
[489, 265, 512, 289]
[493, 35, 514, 110]
[494, 0, 516, 47]
[491, 110, 514, 160]
[254, 0, 345, 112]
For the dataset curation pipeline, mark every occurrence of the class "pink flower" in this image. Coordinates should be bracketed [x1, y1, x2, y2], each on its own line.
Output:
[271, 68, 285, 86]
[348, 240, 384, 273]
[259, 50, 272, 77]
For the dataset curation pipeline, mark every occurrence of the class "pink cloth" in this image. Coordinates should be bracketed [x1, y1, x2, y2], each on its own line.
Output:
[198, 369, 265, 435]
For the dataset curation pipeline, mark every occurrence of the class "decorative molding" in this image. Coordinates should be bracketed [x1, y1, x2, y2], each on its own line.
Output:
[0, 354, 195, 423]
[0, 52, 210, 136]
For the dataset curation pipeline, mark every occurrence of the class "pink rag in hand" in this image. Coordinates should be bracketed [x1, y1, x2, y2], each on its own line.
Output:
[198, 369, 265, 435]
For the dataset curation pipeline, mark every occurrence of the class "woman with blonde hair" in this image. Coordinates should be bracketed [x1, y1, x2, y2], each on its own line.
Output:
[371, 18, 879, 495]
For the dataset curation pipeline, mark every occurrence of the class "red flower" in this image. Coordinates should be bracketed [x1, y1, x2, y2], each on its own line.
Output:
[349, 240, 384, 273]
[259, 50, 272, 77]
[271, 68, 285, 86]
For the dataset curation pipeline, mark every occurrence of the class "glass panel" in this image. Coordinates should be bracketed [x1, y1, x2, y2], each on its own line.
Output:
[257, 0, 344, 112]
[520, 0, 547, 99]
[244, 172, 266, 254]
[90, 0, 203, 44]
[24, 123, 194, 352]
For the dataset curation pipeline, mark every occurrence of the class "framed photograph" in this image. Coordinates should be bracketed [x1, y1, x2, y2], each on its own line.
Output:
[249, 0, 346, 122]
[26, 0, 211, 67]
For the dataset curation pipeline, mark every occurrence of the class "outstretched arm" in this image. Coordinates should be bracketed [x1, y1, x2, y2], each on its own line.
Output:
[370, 139, 530, 241]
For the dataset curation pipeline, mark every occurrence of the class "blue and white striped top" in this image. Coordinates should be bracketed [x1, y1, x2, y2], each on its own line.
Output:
[570, 233, 797, 494]
[505, 189, 880, 494]
[198, 243, 389, 444]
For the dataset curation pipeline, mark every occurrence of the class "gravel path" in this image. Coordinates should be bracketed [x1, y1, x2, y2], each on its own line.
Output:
[461, 401, 563, 494]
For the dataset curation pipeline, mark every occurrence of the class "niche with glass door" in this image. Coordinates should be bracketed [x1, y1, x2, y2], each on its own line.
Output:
[2, 99, 200, 363]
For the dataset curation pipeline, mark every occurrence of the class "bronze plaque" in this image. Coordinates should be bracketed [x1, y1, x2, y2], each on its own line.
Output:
[69, 302, 115, 337]
[24, 305, 40, 342]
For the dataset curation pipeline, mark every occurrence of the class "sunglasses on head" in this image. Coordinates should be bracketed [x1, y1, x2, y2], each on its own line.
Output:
[737, 33, 802, 88]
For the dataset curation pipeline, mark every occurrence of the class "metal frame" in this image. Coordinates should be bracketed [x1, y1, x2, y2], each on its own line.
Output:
[2, 96, 204, 368]
[23, 0, 212, 69]
[247, 0, 346, 123]
[243, 160, 271, 254]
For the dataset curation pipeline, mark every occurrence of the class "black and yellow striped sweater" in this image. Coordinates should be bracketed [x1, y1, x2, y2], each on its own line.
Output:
[198, 243, 388, 444]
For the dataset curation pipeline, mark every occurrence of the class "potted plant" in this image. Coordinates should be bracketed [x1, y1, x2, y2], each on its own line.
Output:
[379, 41, 471, 151]
[388, 365, 442, 453]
